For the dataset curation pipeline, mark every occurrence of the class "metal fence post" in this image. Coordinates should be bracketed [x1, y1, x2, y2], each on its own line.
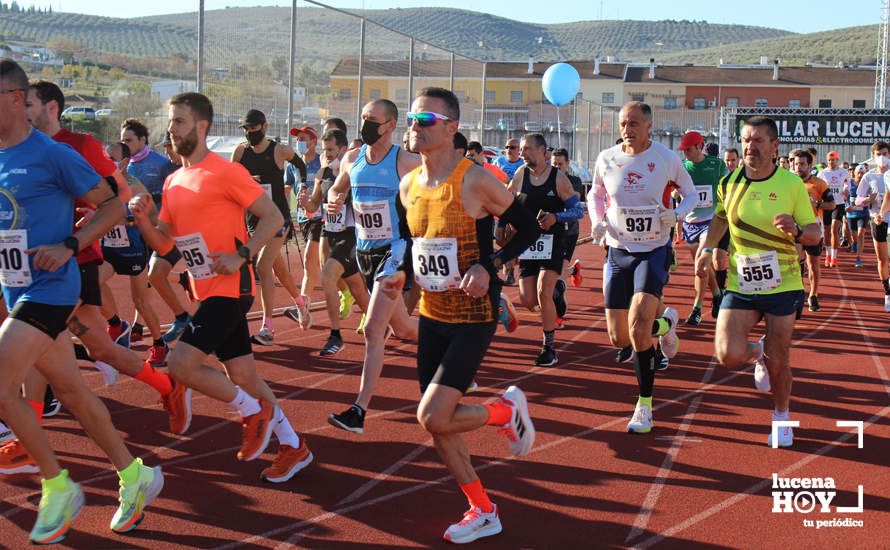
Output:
[480, 61, 487, 136]
[197, 0, 204, 93]
[449, 52, 455, 92]
[586, 100, 592, 174]
[408, 37, 415, 106]
[286, 0, 297, 143]
[356, 17, 365, 134]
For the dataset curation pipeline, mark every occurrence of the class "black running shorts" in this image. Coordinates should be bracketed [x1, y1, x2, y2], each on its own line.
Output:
[325, 229, 359, 278]
[10, 301, 75, 339]
[417, 316, 497, 394]
[179, 296, 254, 362]
[79, 260, 102, 307]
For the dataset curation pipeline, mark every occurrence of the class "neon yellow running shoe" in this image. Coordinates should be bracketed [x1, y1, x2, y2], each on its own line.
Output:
[110, 458, 164, 533]
[339, 289, 355, 320]
[356, 312, 367, 334]
[29, 470, 84, 545]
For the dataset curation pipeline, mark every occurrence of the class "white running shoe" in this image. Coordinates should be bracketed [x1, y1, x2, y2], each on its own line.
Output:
[499, 386, 535, 456]
[884, 294, 890, 313]
[768, 424, 794, 448]
[252, 326, 274, 346]
[443, 504, 502, 544]
[659, 307, 680, 359]
[627, 400, 653, 433]
[753, 338, 770, 393]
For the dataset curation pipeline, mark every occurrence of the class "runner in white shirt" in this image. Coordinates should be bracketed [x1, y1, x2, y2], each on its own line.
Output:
[587, 101, 697, 434]
[864, 142, 890, 311]
[817, 151, 851, 266]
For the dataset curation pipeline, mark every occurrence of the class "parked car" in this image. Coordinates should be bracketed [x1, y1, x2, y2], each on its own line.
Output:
[524, 121, 541, 132]
[95, 109, 117, 118]
[61, 106, 96, 121]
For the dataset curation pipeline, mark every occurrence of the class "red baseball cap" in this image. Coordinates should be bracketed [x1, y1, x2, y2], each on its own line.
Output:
[678, 131, 704, 150]
[289, 126, 317, 141]
[827, 150, 839, 159]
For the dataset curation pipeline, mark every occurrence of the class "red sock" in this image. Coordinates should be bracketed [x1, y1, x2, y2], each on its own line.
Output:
[28, 400, 44, 423]
[484, 400, 512, 426]
[460, 479, 493, 513]
[135, 363, 174, 396]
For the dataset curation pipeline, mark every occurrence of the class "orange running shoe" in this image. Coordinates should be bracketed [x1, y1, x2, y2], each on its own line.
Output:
[830, 257, 838, 268]
[0, 439, 39, 475]
[569, 259, 582, 288]
[824, 255, 831, 268]
[237, 400, 275, 462]
[161, 380, 192, 435]
[261, 439, 314, 483]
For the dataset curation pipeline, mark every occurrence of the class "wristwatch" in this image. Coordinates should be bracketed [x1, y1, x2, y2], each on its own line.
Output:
[237, 245, 252, 261]
[794, 224, 803, 242]
[63, 236, 79, 254]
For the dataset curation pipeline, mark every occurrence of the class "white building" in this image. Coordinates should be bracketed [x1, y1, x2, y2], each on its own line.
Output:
[151, 80, 197, 101]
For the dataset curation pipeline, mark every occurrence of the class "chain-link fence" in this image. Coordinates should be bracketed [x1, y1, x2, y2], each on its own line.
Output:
[29, 1, 877, 182]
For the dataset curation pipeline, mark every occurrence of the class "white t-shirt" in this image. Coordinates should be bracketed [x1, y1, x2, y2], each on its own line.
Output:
[817, 168, 851, 199]
[587, 141, 696, 252]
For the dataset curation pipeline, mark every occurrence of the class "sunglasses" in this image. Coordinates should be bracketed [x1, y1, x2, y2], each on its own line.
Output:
[505, 145, 518, 150]
[406, 111, 452, 127]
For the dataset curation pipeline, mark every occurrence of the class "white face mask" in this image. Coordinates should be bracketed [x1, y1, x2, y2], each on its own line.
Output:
[876, 154, 888, 169]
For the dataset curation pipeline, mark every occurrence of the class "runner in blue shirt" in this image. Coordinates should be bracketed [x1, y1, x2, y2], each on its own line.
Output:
[0, 58, 163, 543]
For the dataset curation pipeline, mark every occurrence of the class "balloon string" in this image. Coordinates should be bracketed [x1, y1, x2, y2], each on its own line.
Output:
[556, 106, 562, 149]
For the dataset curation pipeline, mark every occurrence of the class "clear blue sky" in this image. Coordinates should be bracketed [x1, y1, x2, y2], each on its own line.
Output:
[30, 0, 883, 34]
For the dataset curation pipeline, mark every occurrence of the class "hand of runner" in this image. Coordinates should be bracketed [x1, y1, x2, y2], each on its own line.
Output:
[326, 192, 345, 215]
[209, 252, 245, 275]
[713, 248, 729, 270]
[537, 212, 556, 231]
[877, 213, 884, 224]
[695, 250, 712, 277]
[27, 243, 73, 272]
[460, 264, 490, 298]
[74, 206, 95, 228]
[297, 186, 310, 210]
[128, 193, 153, 222]
[773, 214, 798, 237]
[378, 270, 406, 299]
[591, 220, 608, 244]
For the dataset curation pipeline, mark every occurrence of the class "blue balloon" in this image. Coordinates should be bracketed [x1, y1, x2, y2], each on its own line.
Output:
[542, 63, 581, 107]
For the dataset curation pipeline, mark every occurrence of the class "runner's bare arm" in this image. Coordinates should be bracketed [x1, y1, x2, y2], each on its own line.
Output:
[112, 169, 132, 203]
[128, 180, 159, 225]
[397, 147, 421, 179]
[276, 143, 298, 170]
[696, 215, 730, 276]
[231, 143, 245, 163]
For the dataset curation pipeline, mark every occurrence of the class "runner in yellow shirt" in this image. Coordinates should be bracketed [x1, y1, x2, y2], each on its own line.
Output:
[696, 116, 820, 448]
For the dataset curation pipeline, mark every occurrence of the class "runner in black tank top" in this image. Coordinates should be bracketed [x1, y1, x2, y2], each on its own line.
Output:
[297, 129, 371, 356]
[232, 109, 309, 345]
[503, 133, 585, 367]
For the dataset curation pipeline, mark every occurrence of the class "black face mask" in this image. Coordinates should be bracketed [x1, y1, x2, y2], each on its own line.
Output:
[246, 130, 264, 147]
[360, 119, 383, 146]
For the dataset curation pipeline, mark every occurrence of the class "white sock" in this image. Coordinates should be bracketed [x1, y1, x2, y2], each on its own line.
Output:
[93, 360, 117, 386]
[229, 387, 261, 418]
[272, 406, 300, 447]
[772, 409, 790, 421]
[831, 248, 838, 260]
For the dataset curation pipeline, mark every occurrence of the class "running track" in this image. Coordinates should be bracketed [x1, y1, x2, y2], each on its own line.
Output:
[1, 223, 888, 548]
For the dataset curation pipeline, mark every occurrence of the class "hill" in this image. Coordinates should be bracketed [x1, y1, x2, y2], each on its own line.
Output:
[1, 6, 792, 68]
[658, 24, 881, 66]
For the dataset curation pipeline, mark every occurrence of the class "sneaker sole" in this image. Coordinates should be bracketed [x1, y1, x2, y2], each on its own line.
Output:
[503, 386, 535, 456]
[42, 404, 62, 418]
[444, 519, 503, 544]
[327, 414, 364, 435]
[261, 451, 314, 483]
[172, 387, 193, 435]
[319, 344, 344, 357]
[30, 484, 85, 545]
[251, 336, 274, 346]
[627, 424, 653, 434]
[0, 462, 40, 475]
[534, 358, 558, 367]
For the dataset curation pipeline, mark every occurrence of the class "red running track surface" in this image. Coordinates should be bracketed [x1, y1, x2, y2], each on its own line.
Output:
[1, 229, 888, 548]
